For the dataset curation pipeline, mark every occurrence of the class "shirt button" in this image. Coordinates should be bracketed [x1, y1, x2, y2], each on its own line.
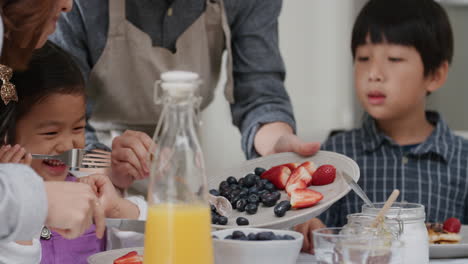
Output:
[167, 8, 173, 16]
[402, 156, 409, 165]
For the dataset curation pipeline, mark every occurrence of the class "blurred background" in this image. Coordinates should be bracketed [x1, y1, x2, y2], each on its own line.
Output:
[199, 0, 468, 177]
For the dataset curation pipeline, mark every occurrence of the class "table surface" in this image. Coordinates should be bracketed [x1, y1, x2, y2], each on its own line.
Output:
[296, 253, 468, 264]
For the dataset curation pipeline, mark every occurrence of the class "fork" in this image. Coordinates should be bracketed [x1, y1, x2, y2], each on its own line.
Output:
[31, 149, 111, 169]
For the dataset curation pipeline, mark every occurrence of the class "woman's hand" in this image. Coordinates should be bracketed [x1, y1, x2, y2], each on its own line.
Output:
[79, 173, 139, 219]
[254, 122, 320, 157]
[294, 218, 326, 254]
[110, 130, 154, 189]
[0, 144, 32, 165]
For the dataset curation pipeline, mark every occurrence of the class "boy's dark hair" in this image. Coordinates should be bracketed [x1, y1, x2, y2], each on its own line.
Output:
[351, 0, 453, 76]
[0, 41, 85, 143]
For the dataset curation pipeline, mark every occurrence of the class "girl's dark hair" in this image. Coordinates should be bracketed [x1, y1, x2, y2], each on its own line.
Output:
[351, 0, 453, 76]
[0, 0, 56, 70]
[0, 41, 85, 144]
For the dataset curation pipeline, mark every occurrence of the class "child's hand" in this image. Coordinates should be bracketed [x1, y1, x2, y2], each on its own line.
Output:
[110, 130, 154, 189]
[44, 181, 105, 239]
[294, 218, 326, 254]
[0, 144, 32, 165]
[79, 173, 139, 219]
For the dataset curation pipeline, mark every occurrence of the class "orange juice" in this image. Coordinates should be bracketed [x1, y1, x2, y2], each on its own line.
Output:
[143, 203, 214, 264]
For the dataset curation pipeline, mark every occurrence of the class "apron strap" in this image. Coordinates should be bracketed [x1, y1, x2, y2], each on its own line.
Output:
[217, 0, 235, 103]
[109, 0, 127, 35]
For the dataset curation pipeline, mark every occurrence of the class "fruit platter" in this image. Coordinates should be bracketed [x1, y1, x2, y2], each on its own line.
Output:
[208, 151, 359, 229]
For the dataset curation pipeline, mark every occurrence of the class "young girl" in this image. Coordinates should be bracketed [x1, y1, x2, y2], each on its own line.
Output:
[0, 41, 145, 264]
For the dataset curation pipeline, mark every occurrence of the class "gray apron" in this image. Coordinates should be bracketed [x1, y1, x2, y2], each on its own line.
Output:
[87, 0, 234, 147]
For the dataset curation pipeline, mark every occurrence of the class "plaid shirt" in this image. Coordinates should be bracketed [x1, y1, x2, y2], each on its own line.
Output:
[320, 111, 468, 226]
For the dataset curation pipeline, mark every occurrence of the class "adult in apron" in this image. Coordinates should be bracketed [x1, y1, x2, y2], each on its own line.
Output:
[86, 0, 234, 193]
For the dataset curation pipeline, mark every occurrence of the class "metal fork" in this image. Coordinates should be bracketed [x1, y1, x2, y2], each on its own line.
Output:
[31, 149, 111, 169]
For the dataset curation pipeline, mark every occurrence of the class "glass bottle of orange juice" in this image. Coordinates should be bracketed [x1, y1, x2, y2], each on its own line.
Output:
[144, 71, 213, 264]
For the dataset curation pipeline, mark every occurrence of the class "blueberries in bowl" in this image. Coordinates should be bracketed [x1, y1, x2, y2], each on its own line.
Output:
[219, 230, 296, 241]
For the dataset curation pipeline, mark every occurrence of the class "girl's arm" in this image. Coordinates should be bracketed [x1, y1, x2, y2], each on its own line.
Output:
[79, 174, 140, 219]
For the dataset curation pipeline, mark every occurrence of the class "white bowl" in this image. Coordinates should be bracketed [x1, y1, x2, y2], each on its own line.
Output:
[212, 228, 303, 264]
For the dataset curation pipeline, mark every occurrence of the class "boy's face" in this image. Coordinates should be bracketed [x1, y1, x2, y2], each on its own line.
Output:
[15, 93, 86, 181]
[354, 40, 436, 121]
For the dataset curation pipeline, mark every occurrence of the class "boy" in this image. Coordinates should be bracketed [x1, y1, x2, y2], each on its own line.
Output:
[296, 0, 468, 253]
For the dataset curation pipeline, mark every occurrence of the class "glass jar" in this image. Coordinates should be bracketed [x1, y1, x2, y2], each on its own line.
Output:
[362, 203, 429, 264]
[343, 213, 403, 240]
[143, 71, 213, 264]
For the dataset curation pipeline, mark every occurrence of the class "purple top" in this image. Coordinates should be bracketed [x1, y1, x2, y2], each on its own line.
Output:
[40, 174, 106, 264]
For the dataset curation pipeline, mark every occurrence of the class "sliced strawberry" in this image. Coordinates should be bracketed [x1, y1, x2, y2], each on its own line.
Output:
[290, 189, 323, 209]
[286, 180, 307, 196]
[261, 166, 291, 190]
[114, 251, 143, 264]
[275, 162, 299, 171]
[443, 217, 461, 233]
[300, 161, 317, 185]
[285, 167, 311, 195]
[311, 164, 336, 186]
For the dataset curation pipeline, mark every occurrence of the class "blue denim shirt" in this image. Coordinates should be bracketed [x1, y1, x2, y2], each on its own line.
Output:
[49, 0, 295, 159]
[319, 111, 468, 226]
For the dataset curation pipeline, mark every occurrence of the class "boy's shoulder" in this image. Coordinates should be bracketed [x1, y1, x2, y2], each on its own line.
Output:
[321, 127, 366, 154]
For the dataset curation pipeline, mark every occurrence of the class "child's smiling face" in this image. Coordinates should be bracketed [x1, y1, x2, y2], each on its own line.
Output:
[15, 93, 86, 181]
[354, 39, 439, 122]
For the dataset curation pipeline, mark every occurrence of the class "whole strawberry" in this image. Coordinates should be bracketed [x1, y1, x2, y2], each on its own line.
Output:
[443, 217, 461, 233]
[311, 165, 336, 186]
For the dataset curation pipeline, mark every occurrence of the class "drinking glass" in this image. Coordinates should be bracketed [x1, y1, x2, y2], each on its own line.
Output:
[313, 227, 403, 264]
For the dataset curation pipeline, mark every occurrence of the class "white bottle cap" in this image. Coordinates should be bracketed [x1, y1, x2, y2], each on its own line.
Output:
[154, 71, 200, 99]
[160, 71, 199, 83]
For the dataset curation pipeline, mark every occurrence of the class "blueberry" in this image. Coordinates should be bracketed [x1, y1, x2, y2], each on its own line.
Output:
[254, 167, 266, 176]
[262, 194, 278, 207]
[260, 191, 271, 202]
[245, 203, 258, 214]
[236, 217, 249, 226]
[274, 200, 292, 217]
[211, 214, 219, 224]
[257, 231, 276, 241]
[218, 216, 228, 225]
[270, 191, 281, 201]
[248, 186, 259, 195]
[228, 192, 237, 202]
[225, 235, 233, 240]
[227, 176, 238, 185]
[255, 181, 265, 191]
[236, 198, 248, 212]
[260, 179, 270, 185]
[219, 181, 229, 190]
[212, 235, 219, 239]
[210, 204, 216, 212]
[254, 175, 261, 182]
[264, 182, 276, 192]
[282, 235, 295, 240]
[231, 196, 241, 209]
[231, 189, 241, 197]
[239, 188, 249, 198]
[247, 233, 257, 241]
[248, 194, 260, 204]
[238, 177, 245, 187]
[232, 231, 246, 240]
[244, 174, 256, 187]
[230, 184, 241, 191]
[209, 189, 220, 196]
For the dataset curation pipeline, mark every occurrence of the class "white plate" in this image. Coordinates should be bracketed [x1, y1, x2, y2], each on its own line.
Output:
[209, 151, 360, 229]
[88, 247, 143, 264]
[430, 225, 468, 259]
